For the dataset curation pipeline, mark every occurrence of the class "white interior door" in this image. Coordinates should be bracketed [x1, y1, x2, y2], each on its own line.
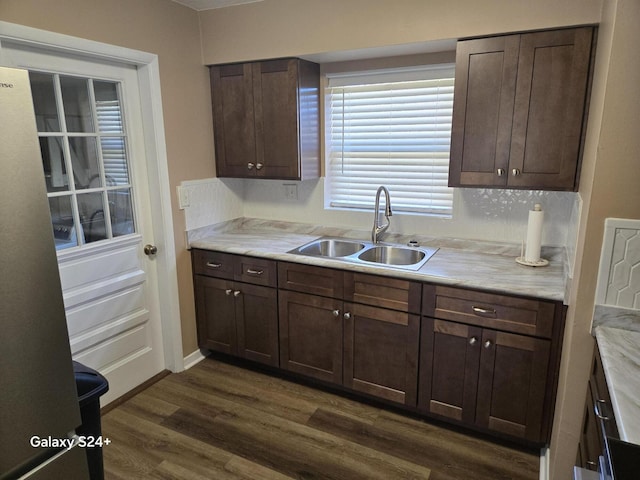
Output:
[3, 43, 166, 405]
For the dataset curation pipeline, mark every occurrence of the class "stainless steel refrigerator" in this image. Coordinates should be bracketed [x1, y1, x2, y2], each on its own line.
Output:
[0, 66, 90, 479]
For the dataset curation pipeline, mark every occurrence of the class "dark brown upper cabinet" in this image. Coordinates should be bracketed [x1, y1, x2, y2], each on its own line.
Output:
[448, 27, 595, 190]
[210, 58, 320, 180]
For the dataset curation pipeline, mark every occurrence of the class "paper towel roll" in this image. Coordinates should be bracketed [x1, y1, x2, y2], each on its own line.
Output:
[525, 204, 544, 262]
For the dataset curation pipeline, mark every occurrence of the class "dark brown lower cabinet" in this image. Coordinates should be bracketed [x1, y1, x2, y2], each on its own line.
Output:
[278, 290, 343, 384]
[419, 317, 551, 443]
[195, 275, 279, 366]
[278, 290, 420, 407]
[343, 302, 420, 406]
[577, 380, 603, 471]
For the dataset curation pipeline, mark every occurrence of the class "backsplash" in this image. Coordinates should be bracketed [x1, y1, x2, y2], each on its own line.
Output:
[595, 218, 640, 309]
[180, 177, 579, 252]
[180, 177, 244, 231]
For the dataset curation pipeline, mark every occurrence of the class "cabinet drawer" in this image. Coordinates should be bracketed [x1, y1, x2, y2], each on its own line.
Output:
[278, 262, 344, 298]
[345, 272, 421, 313]
[235, 256, 277, 287]
[192, 249, 235, 280]
[424, 285, 555, 338]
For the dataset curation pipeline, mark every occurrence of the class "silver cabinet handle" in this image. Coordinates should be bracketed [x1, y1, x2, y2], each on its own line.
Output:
[496, 168, 505, 177]
[594, 399, 610, 420]
[256, 163, 264, 170]
[247, 162, 255, 170]
[246, 268, 264, 276]
[233, 290, 241, 297]
[484, 340, 493, 349]
[343, 312, 351, 320]
[225, 289, 233, 296]
[332, 309, 340, 317]
[512, 168, 521, 176]
[472, 306, 497, 317]
[469, 336, 478, 345]
[206, 262, 222, 268]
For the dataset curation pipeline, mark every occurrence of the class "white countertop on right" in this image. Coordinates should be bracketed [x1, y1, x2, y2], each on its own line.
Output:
[594, 324, 640, 445]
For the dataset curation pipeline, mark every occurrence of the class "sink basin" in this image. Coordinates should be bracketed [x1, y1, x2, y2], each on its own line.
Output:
[289, 237, 438, 271]
[357, 245, 426, 265]
[296, 238, 366, 257]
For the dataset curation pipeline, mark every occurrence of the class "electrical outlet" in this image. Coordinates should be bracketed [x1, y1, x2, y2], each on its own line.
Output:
[177, 185, 190, 209]
[284, 183, 298, 201]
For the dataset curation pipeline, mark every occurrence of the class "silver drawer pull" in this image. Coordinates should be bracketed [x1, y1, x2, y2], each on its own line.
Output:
[594, 399, 610, 421]
[472, 306, 497, 317]
[233, 290, 241, 297]
[469, 336, 478, 346]
[225, 289, 233, 296]
[246, 268, 264, 276]
[206, 262, 222, 268]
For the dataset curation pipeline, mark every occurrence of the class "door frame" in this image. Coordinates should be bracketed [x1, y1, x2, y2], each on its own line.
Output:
[0, 20, 184, 373]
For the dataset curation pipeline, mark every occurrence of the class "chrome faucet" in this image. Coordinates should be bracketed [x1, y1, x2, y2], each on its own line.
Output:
[371, 186, 392, 243]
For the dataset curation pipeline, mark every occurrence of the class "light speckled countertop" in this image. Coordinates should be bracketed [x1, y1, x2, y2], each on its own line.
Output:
[593, 307, 640, 446]
[187, 218, 568, 302]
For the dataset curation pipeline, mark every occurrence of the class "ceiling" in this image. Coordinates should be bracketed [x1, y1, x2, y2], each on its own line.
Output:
[172, 0, 263, 11]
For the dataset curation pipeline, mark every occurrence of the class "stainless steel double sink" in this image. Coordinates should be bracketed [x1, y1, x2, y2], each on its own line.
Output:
[288, 237, 438, 271]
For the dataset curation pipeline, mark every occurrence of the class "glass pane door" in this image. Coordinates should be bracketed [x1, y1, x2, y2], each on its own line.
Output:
[29, 72, 135, 250]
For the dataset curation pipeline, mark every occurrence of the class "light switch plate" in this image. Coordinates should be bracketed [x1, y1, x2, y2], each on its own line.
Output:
[284, 183, 298, 201]
[177, 185, 190, 209]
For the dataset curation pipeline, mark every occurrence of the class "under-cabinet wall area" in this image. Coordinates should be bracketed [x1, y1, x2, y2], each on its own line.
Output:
[181, 178, 582, 264]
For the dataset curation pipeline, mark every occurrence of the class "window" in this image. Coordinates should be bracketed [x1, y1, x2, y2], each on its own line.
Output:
[326, 65, 454, 217]
[29, 72, 135, 250]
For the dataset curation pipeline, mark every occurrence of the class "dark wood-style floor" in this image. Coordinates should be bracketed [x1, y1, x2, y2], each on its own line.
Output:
[102, 357, 539, 480]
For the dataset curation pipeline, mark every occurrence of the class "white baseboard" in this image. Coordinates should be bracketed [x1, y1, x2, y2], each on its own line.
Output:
[540, 447, 550, 480]
[183, 348, 209, 370]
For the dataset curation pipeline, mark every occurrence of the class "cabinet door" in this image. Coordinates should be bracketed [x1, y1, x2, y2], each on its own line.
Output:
[419, 318, 481, 424]
[448, 35, 519, 187]
[235, 283, 279, 367]
[194, 275, 237, 354]
[210, 63, 256, 177]
[253, 59, 300, 179]
[278, 290, 343, 384]
[343, 302, 419, 406]
[509, 28, 593, 190]
[475, 329, 550, 442]
[578, 381, 602, 471]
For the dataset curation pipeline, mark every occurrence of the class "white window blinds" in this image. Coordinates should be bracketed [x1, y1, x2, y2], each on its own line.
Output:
[326, 65, 455, 216]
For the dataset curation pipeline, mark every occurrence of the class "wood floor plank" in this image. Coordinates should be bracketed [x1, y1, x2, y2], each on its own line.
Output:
[104, 408, 235, 476]
[374, 411, 539, 480]
[163, 364, 316, 424]
[115, 391, 181, 424]
[223, 456, 297, 480]
[162, 406, 431, 480]
[196, 358, 381, 424]
[102, 358, 539, 480]
[307, 407, 538, 480]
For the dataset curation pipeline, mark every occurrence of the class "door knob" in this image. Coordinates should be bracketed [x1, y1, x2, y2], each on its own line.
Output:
[144, 244, 158, 256]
